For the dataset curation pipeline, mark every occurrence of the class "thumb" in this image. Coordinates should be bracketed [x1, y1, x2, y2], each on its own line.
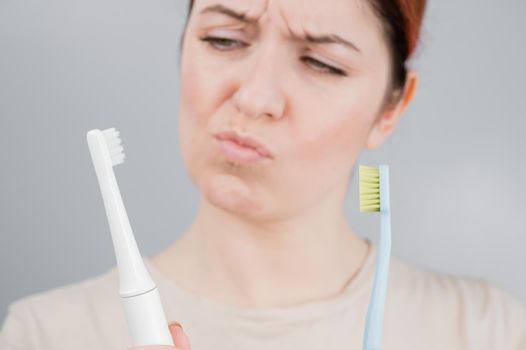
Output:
[168, 322, 191, 350]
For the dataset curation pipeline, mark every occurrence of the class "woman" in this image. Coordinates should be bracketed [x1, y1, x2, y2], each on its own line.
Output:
[1, 0, 525, 349]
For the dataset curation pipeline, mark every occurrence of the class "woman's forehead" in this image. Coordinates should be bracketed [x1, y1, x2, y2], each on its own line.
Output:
[195, 0, 383, 54]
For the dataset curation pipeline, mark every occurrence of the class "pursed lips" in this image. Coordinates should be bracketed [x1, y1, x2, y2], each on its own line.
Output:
[215, 131, 272, 163]
[214, 131, 273, 159]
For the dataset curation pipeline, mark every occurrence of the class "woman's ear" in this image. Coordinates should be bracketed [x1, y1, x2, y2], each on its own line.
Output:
[365, 71, 419, 150]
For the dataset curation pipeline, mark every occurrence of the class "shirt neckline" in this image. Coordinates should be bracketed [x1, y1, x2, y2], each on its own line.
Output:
[142, 239, 377, 325]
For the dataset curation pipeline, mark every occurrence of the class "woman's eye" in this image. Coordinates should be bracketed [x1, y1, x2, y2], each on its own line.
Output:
[199, 36, 246, 51]
[199, 36, 346, 77]
[301, 56, 346, 76]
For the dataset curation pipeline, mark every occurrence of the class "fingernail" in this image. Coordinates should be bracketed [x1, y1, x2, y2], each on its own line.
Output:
[168, 321, 183, 330]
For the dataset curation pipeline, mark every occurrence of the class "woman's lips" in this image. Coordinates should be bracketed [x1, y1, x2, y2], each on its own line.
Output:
[217, 139, 269, 163]
[214, 131, 273, 163]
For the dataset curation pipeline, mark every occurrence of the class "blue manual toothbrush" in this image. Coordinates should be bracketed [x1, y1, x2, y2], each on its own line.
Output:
[359, 164, 392, 350]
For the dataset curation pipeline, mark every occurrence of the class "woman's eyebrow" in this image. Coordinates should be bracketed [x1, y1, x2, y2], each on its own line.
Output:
[303, 32, 361, 53]
[199, 3, 361, 54]
[199, 4, 258, 24]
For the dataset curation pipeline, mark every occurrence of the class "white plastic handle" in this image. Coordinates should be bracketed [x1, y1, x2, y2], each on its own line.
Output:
[121, 287, 174, 347]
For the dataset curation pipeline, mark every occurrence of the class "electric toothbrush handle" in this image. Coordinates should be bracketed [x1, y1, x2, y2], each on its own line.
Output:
[121, 288, 174, 347]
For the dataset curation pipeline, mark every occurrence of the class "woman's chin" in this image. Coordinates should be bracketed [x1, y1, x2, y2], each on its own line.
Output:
[199, 172, 261, 216]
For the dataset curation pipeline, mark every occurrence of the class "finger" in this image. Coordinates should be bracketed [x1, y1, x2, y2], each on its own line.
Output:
[168, 322, 192, 350]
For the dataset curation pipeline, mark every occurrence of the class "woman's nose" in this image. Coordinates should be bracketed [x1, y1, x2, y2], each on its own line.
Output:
[232, 50, 286, 121]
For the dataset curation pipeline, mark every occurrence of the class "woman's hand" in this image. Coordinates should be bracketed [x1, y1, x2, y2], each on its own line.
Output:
[129, 321, 191, 350]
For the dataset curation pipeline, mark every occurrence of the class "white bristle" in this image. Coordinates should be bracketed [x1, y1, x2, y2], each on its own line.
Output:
[102, 127, 125, 166]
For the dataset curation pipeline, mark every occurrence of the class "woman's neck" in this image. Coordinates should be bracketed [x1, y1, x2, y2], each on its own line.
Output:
[151, 196, 370, 308]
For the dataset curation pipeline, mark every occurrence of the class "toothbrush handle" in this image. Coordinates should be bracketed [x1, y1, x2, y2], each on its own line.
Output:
[121, 288, 174, 346]
[363, 211, 391, 350]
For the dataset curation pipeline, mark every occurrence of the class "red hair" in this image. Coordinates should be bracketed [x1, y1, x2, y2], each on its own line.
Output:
[400, 0, 427, 57]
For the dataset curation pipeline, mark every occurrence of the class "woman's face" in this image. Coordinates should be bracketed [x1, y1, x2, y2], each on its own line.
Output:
[179, 0, 396, 221]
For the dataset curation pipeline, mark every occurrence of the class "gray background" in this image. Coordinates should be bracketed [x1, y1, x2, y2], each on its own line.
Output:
[1, 0, 525, 323]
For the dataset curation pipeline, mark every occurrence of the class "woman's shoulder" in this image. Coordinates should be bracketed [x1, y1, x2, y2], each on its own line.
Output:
[385, 254, 526, 349]
[5, 264, 119, 316]
[389, 254, 526, 309]
[0, 265, 130, 349]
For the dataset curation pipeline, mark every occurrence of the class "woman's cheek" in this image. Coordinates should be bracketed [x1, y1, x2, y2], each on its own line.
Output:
[292, 104, 365, 163]
[285, 112, 370, 207]
[180, 57, 210, 127]
[179, 58, 213, 181]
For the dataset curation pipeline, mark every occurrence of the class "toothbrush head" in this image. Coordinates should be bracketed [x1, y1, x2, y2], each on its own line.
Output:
[359, 165, 380, 212]
[102, 127, 125, 166]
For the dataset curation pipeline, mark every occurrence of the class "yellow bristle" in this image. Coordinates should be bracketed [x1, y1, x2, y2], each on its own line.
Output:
[359, 165, 380, 212]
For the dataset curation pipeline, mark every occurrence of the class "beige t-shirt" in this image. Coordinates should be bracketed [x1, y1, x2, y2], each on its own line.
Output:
[1, 243, 525, 349]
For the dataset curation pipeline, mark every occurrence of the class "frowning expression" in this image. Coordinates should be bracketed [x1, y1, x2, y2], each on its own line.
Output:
[178, 0, 393, 221]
